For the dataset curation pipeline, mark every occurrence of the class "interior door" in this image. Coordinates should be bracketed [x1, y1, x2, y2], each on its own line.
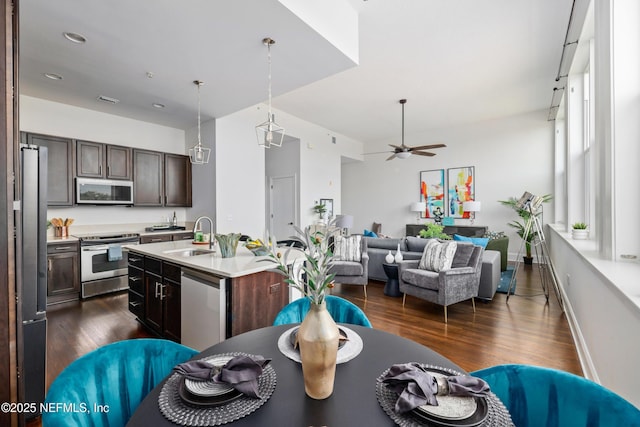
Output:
[269, 175, 297, 241]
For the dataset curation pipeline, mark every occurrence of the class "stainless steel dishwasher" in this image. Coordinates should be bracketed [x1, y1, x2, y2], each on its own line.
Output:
[181, 268, 226, 351]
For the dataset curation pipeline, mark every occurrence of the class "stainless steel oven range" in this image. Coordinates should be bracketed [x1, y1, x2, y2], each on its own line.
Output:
[74, 232, 140, 298]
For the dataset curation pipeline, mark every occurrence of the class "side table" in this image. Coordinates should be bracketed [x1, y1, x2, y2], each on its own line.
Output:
[382, 263, 401, 297]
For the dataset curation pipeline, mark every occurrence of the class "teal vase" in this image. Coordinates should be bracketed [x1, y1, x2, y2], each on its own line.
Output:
[215, 233, 241, 258]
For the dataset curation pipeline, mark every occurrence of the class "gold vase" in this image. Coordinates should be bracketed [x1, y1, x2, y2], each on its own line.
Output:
[297, 300, 339, 399]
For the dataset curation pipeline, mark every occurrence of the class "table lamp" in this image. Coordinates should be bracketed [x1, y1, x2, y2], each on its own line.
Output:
[410, 202, 426, 224]
[462, 201, 481, 224]
[335, 214, 354, 236]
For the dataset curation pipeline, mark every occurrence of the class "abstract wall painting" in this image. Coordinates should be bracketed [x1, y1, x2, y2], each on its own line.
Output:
[447, 167, 475, 218]
[419, 169, 445, 219]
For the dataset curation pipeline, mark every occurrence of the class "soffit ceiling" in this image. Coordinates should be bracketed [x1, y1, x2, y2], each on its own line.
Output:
[19, 0, 574, 144]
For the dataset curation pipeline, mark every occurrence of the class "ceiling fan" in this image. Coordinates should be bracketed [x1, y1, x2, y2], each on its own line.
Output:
[366, 99, 446, 161]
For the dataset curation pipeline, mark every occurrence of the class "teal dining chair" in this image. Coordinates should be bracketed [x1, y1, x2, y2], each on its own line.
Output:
[471, 364, 640, 427]
[42, 338, 197, 427]
[273, 295, 372, 328]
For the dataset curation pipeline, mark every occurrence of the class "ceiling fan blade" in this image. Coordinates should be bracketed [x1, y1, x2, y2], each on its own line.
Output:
[412, 151, 436, 157]
[388, 144, 404, 150]
[410, 143, 447, 151]
[363, 150, 394, 155]
[386, 153, 397, 161]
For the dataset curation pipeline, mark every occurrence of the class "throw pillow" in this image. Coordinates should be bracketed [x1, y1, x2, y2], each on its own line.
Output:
[484, 231, 506, 240]
[372, 222, 382, 234]
[333, 235, 362, 262]
[419, 240, 458, 272]
[363, 229, 378, 238]
[453, 234, 489, 248]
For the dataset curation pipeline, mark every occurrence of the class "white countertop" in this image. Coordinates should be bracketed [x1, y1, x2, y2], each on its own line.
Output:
[128, 239, 304, 278]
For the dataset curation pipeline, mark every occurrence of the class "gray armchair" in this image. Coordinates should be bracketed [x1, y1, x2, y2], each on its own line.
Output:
[398, 241, 483, 322]
[330, 237, 369, 298]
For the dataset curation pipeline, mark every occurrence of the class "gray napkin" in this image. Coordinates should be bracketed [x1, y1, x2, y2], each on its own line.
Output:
[381, 363, 490, 414]
[174, 355, 271, 398]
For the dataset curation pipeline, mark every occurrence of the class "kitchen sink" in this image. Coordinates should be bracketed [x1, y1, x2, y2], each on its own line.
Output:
[163, 248, 215, 257]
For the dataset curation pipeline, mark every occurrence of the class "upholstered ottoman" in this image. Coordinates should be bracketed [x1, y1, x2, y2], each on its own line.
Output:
[478, 250, 500, 301]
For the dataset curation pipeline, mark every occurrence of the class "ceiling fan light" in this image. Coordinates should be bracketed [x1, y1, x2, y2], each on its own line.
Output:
[396, 151, 411, 159]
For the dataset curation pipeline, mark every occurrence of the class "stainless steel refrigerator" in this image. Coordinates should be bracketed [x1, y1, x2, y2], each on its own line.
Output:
[16, 145, 47, 419]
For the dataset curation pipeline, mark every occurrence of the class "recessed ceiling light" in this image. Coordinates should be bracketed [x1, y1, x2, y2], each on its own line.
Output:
[44, 73, 63, 80]
[63, 32, 87, 44]
[152, 103, 165, 109]
[97, 95, 120, 104]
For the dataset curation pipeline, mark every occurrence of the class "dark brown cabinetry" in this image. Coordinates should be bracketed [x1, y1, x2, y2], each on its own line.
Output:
[133, 149, 164, 206]
[21, 132, 191, 208]
[139, 232, 193, 244]
[127, 252, 145, 319]
[23, 133, 74, 206]
[162, 263, 182, 342]
[230, 270, 288, 336]
[47, 241, 80, 305]
[140, 234, 173, 244]
[164, 154, 192, 207]
[77, 140, 132, 180]
[133, 149, 191, 207]
[128, 253, 181, 342]
[171, 232, 195, 241]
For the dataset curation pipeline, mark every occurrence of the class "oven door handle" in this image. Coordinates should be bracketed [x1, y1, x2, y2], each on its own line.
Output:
[82, 246, 109, 252]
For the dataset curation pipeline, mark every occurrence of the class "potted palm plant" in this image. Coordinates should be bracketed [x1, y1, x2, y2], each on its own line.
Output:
[499, 194, 552, 265]
[571, 222, 589, 240]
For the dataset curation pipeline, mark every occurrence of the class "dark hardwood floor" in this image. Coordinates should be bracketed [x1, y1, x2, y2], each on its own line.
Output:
[27, 263, 580, 426]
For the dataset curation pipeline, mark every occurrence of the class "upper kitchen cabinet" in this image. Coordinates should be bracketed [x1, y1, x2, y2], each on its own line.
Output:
[77, 140, 132, 180]
[133, 149, 164, 206]
[22, 132, 74, 206]
[164, 154, 192, 207]
[132, 149, 192, 207]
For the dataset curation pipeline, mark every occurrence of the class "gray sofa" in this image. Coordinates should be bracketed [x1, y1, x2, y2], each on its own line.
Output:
[364, 236, 500, 301]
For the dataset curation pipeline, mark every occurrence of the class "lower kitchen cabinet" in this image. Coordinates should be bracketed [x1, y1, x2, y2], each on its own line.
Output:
[47, 241, 80, 305]
[131, 255, 181, 342]
[230, 270, 288, 336]
[140, 232, 194, 244]
[162, 262, 182, 341]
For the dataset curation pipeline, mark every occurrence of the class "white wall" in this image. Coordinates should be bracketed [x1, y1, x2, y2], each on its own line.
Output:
[189, 119, 216, 225]
[20, 95, 189, 226]
[214, 104, 363, 238]
[548, 226, 640, 406]
[342, 110, 555, 257]
[20, 96, 186, 153]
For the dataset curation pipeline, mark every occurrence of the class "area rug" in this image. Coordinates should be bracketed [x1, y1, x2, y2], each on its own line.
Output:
[497, 266, 516, 294]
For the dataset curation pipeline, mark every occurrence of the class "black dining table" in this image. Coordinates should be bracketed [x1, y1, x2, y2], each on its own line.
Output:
[127, 324, 504, 427]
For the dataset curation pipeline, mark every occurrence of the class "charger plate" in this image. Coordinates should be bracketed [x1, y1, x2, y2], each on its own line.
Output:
[376, 364, 514, 427]
[159, 352, 276, 426]
[277, 325, 363, 364]
[183, 355, 235, 397]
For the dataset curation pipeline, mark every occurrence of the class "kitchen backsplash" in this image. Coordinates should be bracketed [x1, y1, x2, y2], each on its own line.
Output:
[47, 205, 189, 226]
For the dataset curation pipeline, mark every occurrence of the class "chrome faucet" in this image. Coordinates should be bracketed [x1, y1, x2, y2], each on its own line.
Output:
[193, 216, 214, 250]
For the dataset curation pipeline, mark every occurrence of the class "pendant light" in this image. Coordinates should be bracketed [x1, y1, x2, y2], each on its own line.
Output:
[189, 80, 211, 164]
[256, 37, 285, 148]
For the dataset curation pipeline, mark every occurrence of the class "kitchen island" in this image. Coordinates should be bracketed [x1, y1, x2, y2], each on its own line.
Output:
[127, 240, 304, 350]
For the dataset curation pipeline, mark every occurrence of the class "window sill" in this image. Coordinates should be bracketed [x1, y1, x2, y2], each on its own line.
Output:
[548, 224, 640, 311]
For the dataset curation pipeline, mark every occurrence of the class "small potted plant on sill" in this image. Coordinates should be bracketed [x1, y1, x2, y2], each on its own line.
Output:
[571, 222, 589, 240]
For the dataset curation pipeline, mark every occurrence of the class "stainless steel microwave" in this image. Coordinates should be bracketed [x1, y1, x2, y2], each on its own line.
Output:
[76, 178, 134, 205]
